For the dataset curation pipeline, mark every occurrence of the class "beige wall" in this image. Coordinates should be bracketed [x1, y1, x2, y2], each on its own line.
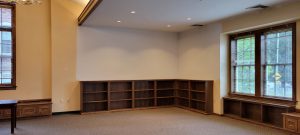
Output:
[51, 0, 85, 112]
[77, 26, 178, 81]
[178, 23, 222, 113]
[0, 0, 51, 100]
[0, 0, 85, 113]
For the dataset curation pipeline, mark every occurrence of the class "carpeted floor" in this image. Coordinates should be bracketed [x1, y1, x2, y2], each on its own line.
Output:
[0, 108, 291, 135]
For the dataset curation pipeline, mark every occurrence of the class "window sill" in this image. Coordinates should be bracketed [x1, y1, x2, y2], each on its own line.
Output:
[0, 86, 17, 90]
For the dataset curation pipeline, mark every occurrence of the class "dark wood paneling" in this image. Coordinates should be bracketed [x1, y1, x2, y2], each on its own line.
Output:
[0, 99, 52, 120]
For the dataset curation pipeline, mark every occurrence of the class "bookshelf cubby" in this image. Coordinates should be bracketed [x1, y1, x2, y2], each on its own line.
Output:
[157, 98, 174, 106]
[191, 100, 205, 111]
[134, 81, 154, 90]
[157, 80, 175, 90]
[135, 91, 154, 99]
[110, 81, 132, 91]
[191, 92, 205, 101]
[191, 81, 205, 91]
[135, 99, 155, 108]
[178, 98, 189, 107]
[110, 91, 132, 101]
[81, 81, 108, 112]
[81, 80, 213, 114]
[84, 102, 108, 112]
[157, 90, 174, 97]
[110, 100, 132, 110]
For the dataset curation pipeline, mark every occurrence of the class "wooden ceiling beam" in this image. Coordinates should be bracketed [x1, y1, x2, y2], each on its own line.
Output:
[78, 0, 102, 26]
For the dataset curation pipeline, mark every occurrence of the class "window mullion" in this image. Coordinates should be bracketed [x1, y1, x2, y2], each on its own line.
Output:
[255, 32, 262, 97]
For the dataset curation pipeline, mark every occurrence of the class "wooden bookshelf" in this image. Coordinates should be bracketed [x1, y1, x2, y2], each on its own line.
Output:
[176, 80, 213, 114]
[81, 79, 213, 114]
[223, 96, 295, 128]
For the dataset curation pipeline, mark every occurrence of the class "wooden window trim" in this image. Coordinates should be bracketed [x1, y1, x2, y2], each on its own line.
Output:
[0, 2, 16, 90]
[229, 22, 296, 103]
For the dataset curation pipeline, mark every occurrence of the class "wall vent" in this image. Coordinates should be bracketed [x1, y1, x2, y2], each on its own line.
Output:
[191, 24, 204, 27]
[246, 4, 269, 9]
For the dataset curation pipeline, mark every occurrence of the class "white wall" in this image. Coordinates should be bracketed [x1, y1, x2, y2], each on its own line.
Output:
[178, 23, 223, 113]
[77, 26, 178, 80]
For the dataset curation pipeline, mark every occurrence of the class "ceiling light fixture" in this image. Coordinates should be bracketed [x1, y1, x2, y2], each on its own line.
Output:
[167, 25, 172, 28]
[187, 17, 192, 21]
[2, 0, 42, 5]
[117, 20, 122, 23]
[130, 11, 136, 14]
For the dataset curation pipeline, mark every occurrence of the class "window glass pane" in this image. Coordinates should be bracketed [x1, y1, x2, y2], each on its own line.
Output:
[262, 29, 293, 98]
[232, 36, 255, 94]
[0, 31, 12, 85]
[0, 32, 12, 56]
[0, 8, 12, 28]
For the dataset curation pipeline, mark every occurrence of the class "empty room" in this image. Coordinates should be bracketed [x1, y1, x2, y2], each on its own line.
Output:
[0, 0, 300, 134]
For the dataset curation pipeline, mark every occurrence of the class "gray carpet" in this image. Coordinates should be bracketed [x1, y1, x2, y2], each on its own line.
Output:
[0, 108, 291, 135]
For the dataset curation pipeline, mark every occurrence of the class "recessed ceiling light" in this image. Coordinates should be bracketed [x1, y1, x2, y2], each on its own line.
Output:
[117, 20, 122, 23]
[130, 11, 136, 14]
[167, 25, 172, 28]
[187, 18, 192, 21]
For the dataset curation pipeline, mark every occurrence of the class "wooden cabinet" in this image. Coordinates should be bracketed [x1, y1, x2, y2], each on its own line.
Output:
[38, 105, 52, 115]
[223, 97, 295, 128]
[283, 113, 300, 133]
[0, 99, 52, 120]
[20, 106, 37, 117]
[81, 79, 214, 114]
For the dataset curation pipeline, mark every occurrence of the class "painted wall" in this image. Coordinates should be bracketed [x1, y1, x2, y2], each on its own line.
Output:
[77, 26, 178, 81]
[51, 0, 85, 112]
[178, 23, 222, 113]
[0, 0, 51, 100]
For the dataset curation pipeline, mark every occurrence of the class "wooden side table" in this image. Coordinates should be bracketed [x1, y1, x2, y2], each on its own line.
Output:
[0, 100, 18, 134]
[283, 113, 300, 133]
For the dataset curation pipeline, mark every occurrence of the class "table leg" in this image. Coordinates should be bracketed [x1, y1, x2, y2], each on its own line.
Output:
[14, 105, 16, 128]
[11, 107, 14, 134]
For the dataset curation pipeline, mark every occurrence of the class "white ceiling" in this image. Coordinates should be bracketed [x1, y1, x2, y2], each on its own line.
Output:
[83, 0, 297, 32]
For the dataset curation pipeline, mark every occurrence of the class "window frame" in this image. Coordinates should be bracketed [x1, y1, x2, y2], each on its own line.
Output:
[229, 23, 296, 102]
[0, 2, 16, 90]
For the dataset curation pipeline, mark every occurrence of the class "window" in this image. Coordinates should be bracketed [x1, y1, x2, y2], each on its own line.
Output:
[0, 3, 15, 89]
[230, 23, 296, 100]
[231, 36, 255, 94]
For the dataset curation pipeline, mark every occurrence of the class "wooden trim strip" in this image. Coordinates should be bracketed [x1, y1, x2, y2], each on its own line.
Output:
[78, 0, 102, 26]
